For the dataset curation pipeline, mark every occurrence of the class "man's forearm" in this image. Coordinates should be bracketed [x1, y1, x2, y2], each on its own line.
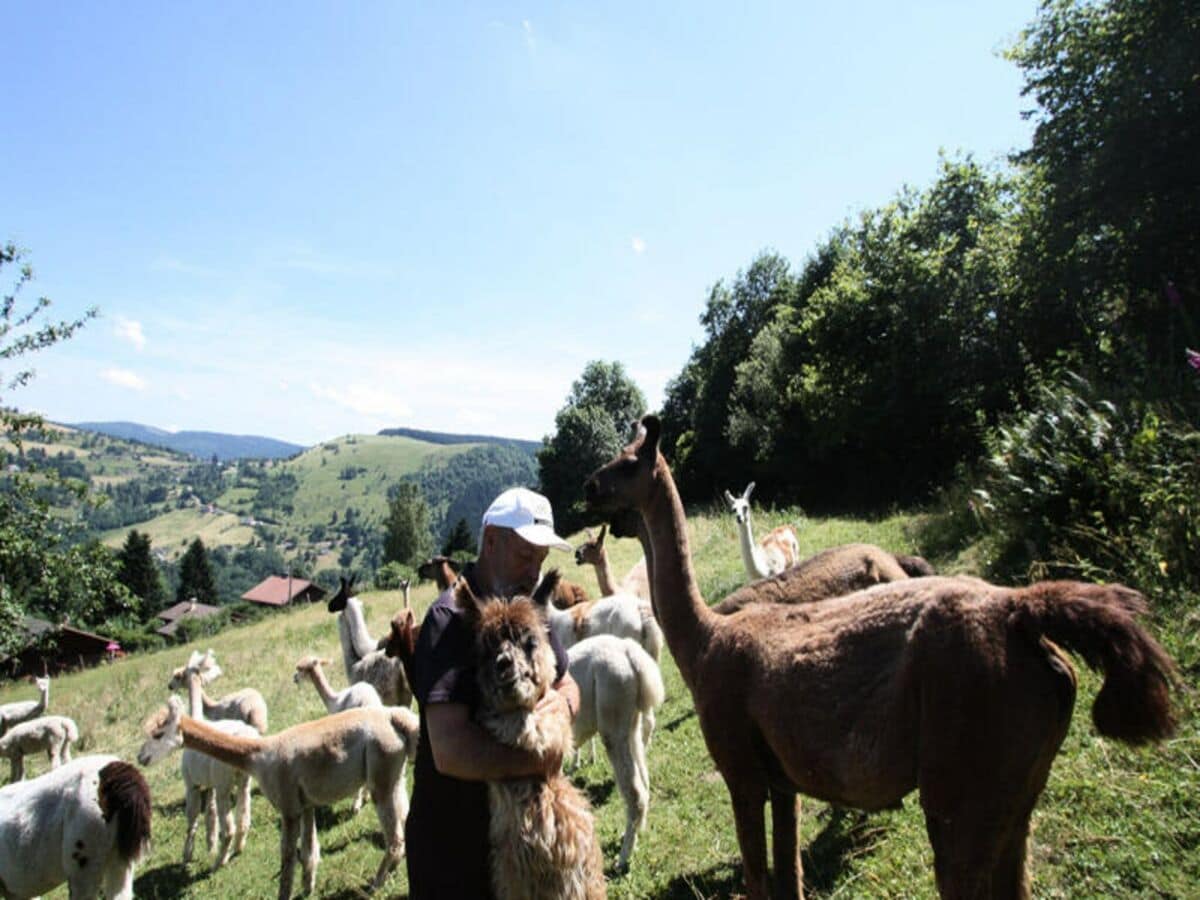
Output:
[427, 700, 566, 781]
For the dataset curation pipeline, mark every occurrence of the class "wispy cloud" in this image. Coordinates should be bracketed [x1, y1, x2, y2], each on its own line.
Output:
[309, 382, 413, 421]
[113, 317, 146, 350]
[522, 19, 536, 52]
[100, 367, 147, 391]
[631, 236, 647, 255]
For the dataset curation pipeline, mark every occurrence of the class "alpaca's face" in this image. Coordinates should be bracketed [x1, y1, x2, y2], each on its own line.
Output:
[138, 699, 183, 765]
[474, 599, 557, 714]
[34, 676, 49, 692]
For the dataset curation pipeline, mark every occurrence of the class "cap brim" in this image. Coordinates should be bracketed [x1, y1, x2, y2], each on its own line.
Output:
[514, 523, 573, 552]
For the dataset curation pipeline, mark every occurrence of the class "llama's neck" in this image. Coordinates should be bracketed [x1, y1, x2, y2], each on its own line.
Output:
[340, 597, 379, 661]
[36, 684, 49, 715]
[180, 715, 263, 774]
[590, 551, 619, 597]
[641, 457, 714, 687]
[302, 666, 339, 712]
[735, 513, 770, 579]
[186, 673, 205, 720]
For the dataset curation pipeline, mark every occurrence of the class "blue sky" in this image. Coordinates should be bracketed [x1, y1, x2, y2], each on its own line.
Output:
[3, 1, 1037, 445]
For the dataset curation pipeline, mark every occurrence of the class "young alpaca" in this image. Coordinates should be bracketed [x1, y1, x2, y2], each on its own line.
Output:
[724, 482, 800, 580]
[456, 576, 606, 900]
[139, 697, 419, 899]
[586, 416, 1177, 900]
[566, 629, 665, 874]
[0, 755, 151, 900]
[0, 714, 78, 782]
[327, 576, 413, 707]
[532, 579, 664, 663]
[0, 676, 50, 737]
[167, 650, 269, 734]
[575, 525, 651, 605]
[143, 667, 258, 869]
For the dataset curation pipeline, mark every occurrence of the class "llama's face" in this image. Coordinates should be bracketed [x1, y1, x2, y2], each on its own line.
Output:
[585, 415, 661, 516]
[293, 656, 321, 684]
[725, 493, 750, 525]
[460, 579, 559, 714]
[138, 697, 184, 765]
[574, 526, 606, 566]
[34, 676, 50, 692]
[328, 575, 356, 612]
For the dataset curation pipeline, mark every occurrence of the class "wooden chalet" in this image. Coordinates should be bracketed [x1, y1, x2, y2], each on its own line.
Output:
[156, 598, 223, 638]
[241, 575, 325, 608]
[2, 616, 119, 678]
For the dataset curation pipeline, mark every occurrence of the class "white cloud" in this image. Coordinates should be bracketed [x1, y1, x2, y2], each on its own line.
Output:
[113, 317, 146, 350]
[631, 237, 647, 255]
[309, 382, 413, 421]
[100, 367, 147, 391]
[522, 19, 536, 52]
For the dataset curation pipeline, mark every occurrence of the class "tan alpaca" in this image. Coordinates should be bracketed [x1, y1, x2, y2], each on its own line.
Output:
[724, 482, 801, 579]
[585, 415, 1177, 900]
[167, 650, 269, 734]
[575, 524, 651, 604]
[457, 577, 606, 900]
[0, 715, 78, 781]
[139, 698, 418, 899]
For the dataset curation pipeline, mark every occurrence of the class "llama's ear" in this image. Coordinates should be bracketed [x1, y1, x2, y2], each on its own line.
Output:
[455, 579, 486, 629]
[744, 482, 756, 500]
[533, 569, 561, 608]
[637, 415, 661, 459]
[585, 527, 594, 540]
[597, 524, 607, 545]
[723, 489, 736, 506]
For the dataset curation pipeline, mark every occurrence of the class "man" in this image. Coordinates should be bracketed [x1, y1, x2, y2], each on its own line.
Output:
[405, 487, 582, 898]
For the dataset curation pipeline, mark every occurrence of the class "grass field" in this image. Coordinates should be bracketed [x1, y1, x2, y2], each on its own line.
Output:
[2, 507, 1196, 898]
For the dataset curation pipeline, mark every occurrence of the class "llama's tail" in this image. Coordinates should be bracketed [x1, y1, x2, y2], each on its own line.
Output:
[640, 607, 665, 663]
[1010, 581, 1177, 745]
[98, 760, 152, 862]
[387, 707, 421, 762]
[65, 717, 79, 743]
[180, 716, 265, 771]
[625, 641, 666, 714]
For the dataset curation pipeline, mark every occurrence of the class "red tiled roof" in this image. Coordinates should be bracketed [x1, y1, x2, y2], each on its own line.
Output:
[241, 576, 323, 607]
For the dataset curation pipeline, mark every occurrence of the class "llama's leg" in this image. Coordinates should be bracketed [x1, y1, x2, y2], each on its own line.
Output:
[182, 783, 202, 863]
[396, 762, 411, 827]
[728, 781, 771, 900]
[213, 790, 236, 869]
[300, 806, 320, 895]
[204, 788, 218, 855]
[278, 814, 300, 900]
[352, 785, 366, 815]
[607, 728, 650, 873]
[642, 706, 657, 752]
[10, 754, 23, 782]
[101, 857, 136, 900]
[769, 787, 803, 900]
[989, 809, 1034, 900]
[234, 775, 252, 854]
[63, 739, 72, 763]
[369, 778, 405, 891]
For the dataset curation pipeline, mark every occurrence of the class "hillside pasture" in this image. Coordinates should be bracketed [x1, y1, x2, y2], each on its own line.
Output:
[1, 509, 1195, 898]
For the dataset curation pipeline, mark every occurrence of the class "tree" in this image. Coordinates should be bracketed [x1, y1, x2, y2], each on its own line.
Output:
[539, 362, 646, 534]
[441, 517, 474, 557]
[383, 483, 432, 567]
[177, 538, 218, 605]
[116, 529, 165, 612]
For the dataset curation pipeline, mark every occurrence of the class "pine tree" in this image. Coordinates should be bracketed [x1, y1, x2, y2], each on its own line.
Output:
[383, 483, 432, 566]
[177, 537, 218, 605]
[441, 517, 474, 557]
[116, 529, 166, 611]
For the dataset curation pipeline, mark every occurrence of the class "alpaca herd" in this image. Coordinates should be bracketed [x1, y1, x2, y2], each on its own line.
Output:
[0, 430, 1182, 900]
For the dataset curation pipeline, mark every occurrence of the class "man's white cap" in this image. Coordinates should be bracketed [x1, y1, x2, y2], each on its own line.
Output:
[480, 487, 572, 551]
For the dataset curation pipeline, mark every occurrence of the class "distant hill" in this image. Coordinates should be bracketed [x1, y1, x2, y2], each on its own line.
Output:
[73, 421, 305, 461]
[377, 426, 540, 455]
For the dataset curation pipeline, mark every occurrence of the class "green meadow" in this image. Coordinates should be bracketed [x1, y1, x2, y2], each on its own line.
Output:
[2, 508, 1196, 898]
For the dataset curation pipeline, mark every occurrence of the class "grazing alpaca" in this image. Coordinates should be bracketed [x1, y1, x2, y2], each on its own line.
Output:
[139, 696, 419, 899]
[457, 576, 606, 900]
[142, 667, 258, 869]
[0, 755, 151, 899]
[532, 577, 664, 663]
[724, 482, 800, 579]
[0, 714, 78, 782]
[585, 416, 1177, 900]
[0, 676, 49, 737]
[566, 627, 665, 873]
[327, 576, 413, 707]
[167, 650, 269, 734]
[294, 655, 384, 712]
[574, 524, 651, 604]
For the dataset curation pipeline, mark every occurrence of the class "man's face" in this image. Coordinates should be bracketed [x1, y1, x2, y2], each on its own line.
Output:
[484, 526, 550, 597]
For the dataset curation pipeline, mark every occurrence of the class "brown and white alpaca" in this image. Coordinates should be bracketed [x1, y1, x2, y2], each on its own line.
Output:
[457, 576, 607, 900]
[575, 524, 650, 605]
[327, 576, 413, 707]
[138, 697, 419, 899]
[724, 482, 800, 579]
[585, 415, 1177, 900]
[167, 650, 269, 734]
[0, 714, 78, 782]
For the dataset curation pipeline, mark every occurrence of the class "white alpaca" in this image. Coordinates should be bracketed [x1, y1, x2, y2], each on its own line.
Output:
[575, 524, 651, 604]
[139, 695, 419, 899]
[568, 634, 665, 873]
[724, 481, 800, 579]
[0, 714, 78, 782]
[0, 676, 49, 737]
[168, 649, 269, 734]
[533, 571, 664, 662]
[142, 664, 258, 869]
[327, 576, 413, 707]
[0, 755, 151, 899]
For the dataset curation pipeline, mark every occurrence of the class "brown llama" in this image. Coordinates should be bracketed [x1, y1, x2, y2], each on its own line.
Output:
[416, 555, 462, 590]
[456, 576, 606, 900]
[584, 415, 1176, 900]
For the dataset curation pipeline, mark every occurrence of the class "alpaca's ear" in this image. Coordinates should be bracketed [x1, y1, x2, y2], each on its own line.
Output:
[744, 482, 756, 500]
[637, 415, 661, 459]
[585, 527, 593, 540]
[723, 490, 736, 506]
[533, 569, 561, 608]
[597, 524, 607, 545]
[455, 579, 486, 629]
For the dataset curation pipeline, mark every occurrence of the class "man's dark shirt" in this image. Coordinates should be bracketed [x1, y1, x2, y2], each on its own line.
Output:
[404, 566, 569, 899]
